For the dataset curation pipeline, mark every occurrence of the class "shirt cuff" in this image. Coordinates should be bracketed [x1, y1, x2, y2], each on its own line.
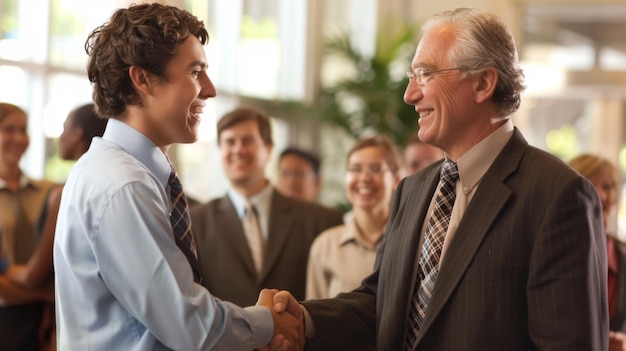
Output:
[243, 305, 274, 346]
[301, 305, 316, 338]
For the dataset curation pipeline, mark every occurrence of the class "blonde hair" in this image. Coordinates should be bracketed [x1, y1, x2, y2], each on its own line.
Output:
[569, 153, 622, 193]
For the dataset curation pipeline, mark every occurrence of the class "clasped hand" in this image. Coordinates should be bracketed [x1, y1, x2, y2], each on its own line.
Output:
[255, 288, 304, 351]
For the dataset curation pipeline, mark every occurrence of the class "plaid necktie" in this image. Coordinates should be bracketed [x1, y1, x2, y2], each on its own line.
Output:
[405, 160, 459, 350]
[169, 168, 202, 284]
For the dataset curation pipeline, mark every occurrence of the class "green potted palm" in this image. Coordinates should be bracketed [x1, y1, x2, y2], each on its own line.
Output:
[316, 25, 419, 147]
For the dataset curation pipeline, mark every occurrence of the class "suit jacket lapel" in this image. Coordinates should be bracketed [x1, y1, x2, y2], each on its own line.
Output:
[217, 196, 257, 277]
[415, 129, 528, 343]
[396, 166, 441, 317]
[380, 164, 440, 351]
[260, 190, 292, 282]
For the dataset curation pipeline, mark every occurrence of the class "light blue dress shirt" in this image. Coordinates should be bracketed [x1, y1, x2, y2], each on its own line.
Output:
[53, 119, 273, 350]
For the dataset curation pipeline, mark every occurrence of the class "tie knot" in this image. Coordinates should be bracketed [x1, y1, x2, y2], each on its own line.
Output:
[440, 161, 459, 183]
[169, 167, 181, 185]
[245, 201, 257, 214]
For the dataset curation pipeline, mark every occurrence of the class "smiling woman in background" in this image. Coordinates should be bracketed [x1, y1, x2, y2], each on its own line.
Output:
[0, 102, 57, 351]
[569, 153, 626, 351]
[4, 103, 107, 291]
[306, 135, 400, 299]
[0, 103, 107, 351]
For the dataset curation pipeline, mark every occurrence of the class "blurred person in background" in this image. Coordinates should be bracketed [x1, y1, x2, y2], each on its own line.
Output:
[5, 103, 107, 287]
[0, 102, 56, 351]
[306, 136, 400, 299]
[276, 147, 321, 203]
[191, 106, 343, 307]
[569, 153, 626, 351]
[58, 103, 108, 161]
[402, 133, 443, 176]
[2, 103, 107, 351]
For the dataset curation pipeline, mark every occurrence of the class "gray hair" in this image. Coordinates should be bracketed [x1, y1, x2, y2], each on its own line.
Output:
[422, 8, 525, 117]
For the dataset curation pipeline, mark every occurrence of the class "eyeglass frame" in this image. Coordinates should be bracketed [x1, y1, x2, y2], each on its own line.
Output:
[346, 165, 390, 176]
[278, 169, 318, 180]
[406, 67, 464, 85]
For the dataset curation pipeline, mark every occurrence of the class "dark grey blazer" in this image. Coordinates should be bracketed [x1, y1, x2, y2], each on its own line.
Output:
[302, 129, 608, 351]
[191, 189, 343, 307]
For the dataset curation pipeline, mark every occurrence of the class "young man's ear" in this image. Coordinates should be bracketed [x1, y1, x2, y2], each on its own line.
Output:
[128, 66, 152, 96]
[474, 67, 498, 104]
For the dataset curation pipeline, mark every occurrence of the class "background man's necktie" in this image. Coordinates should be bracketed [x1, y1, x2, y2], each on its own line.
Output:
[405, 160, 459, 350]
[243, 201, 264, 274]
[168, 168, 202, 283]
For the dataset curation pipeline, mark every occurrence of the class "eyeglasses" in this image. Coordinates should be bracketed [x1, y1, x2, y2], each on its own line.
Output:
[406, 67, 463, 85]
[346, 166, 389, 176]
[279, 170, 317, 180]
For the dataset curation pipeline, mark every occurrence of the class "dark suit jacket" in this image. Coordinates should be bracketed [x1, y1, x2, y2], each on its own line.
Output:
[191, 189, 343, 307]
[302, 129, 608, 351]
[611, 237, 626, 333]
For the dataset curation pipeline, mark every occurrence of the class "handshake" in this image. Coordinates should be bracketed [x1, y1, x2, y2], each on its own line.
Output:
[255, 288, 306, 351]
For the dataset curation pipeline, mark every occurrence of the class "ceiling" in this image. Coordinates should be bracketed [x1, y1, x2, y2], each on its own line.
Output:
[523, 3, 626, 97]
[525, 3, 626, 54]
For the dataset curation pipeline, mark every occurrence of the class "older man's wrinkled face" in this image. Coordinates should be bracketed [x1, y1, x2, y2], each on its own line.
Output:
[403, 23, 476, 155]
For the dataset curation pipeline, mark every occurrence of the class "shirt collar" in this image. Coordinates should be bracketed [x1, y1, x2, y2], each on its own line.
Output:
[338, 218, 358, 245]
[456, 120, 514, 196]
[0, 172, 37, 191]
[102, 119, 171, 186]
[228, 183, 273, 219]
[338, 215, 383, 250]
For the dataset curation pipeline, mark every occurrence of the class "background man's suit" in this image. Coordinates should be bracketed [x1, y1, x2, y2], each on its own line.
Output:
[302, 129, 607, 350]
[191, 189, 343, 307]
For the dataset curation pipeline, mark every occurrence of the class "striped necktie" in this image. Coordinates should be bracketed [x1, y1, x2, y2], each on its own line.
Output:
[168, 168, 202, 283]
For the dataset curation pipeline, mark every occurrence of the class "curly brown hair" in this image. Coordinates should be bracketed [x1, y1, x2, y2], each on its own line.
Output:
[85, 3, 208, 118]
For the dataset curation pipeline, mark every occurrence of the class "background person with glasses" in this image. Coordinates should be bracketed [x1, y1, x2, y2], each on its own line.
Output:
[306, 136, 400, 300]
[276, 147, 321, 203]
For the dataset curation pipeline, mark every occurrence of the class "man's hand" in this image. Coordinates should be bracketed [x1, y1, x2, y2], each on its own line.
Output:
[609, 331, 626, 351]
[256, 289, 304, 351]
